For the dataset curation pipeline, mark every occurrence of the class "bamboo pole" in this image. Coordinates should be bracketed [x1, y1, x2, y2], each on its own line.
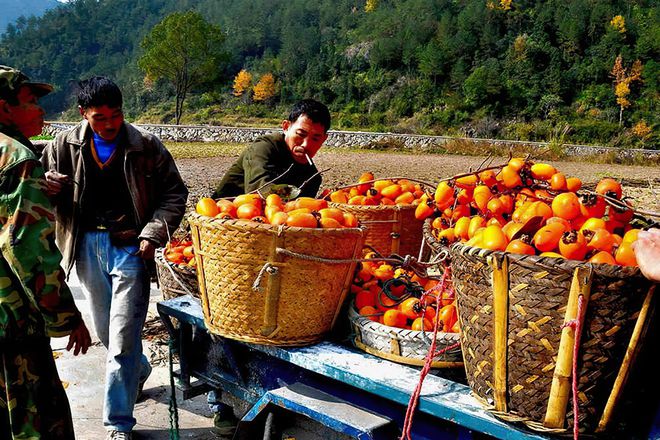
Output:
[544, 267, 593, 428]
[489, 254, 510, 412]
[596, 284, 656, 432]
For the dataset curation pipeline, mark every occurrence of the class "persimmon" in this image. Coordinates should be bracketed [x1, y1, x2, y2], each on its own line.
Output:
[501, 165, 523, 188]
[622, 229, 640, 244]
[329, 190, 349, 204]
[481, 225, 509, 251]
[533, 222, 566, 252]
[546, 216, 571, 230]
[358, 305, 379, 322]
[552, 192, 581, 220]
[382, 309, 407, 328]
[502, 221, 524, 240]
[549, 172, 567, 191]
[499, 194, 514, 214]
[270, 211, 289, 226]
[363, 196, 380, 206]
[166, 251, 185, 264]
[559, 230, 587, 260]
[505, 239, 536, 255]
[615, 241, 637, 266]
[355, 290, 377, 309]
[473, 185, 493, 213]
[432, 216, 449, 231]
[436, 228, 456, 245]
[465, 227, 485, 247]
[415, 200, 435, 220]
[530, 163, 556, 180]
[380, 197, 395, 206]
[373, 264, 395, 281]
[319, 208, 345, 224]
[605, 219, 626, 236]
[487, 197, 505, 216]
[585, 228, 614, 253]
[455, 174, 478, 189]
[217, 199, 238, 217]
[609, 201, 634, 224]
[571, 216, 587, 231]
[233, 193, 262, 208]
[295, 197, 328, 211]
[439, 304, 458, 331]
[286, 212, 318, 228]
[395, 191, 415, 205]
[411, 317, 433, 331]
[595, 178, 622, 200]
[266, 194, 283, 207]
[348, 195, 366, 205]
[579, 217, 606, 234]
[539, 251, 564, 259]
[236, 203, 262, 220]
[468, 216, 488, 239]
[357, 172, 374, 193]
[343, 212, 359, 228]
[286, 207, 313, 217]
[424, 305, 437, 321]
[399, 297, 424, 319]
[520, 201, 553, 224]
[264, 205, 282, 222]
[579, 194, 607, 218]
[508, 157, 526, 171]
[479, 169, 497, 186]
[566, 177, 582, 192]
[381, 184, 403, 200]
[196, 197, 220, 217]
[398, 179, 416, 193]
[450, 204, 471, 222]
[250, 216, 268, 223]
[450, 320, 461, 333]
[487, 215, 506, 227]
[434, 181, 455, 206]
[373, 179, 395, 193]
[319, 218, 343, 228]
[588, 251, 616, 265]
[454, 217, 471, 241]
[456, 188, 473, 205]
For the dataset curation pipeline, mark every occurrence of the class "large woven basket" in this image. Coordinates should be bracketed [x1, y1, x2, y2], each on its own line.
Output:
[348, 304, 463, 368]
[155, 248, 199, 300]
[450, 243, 655, 434]
[329, 203, 424, 257]
[188, 213, 364, 346]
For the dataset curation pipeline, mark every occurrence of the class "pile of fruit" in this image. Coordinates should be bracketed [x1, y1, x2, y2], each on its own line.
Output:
[327, 172, 428, 206]
[352, 249, 459, 333]
[426, 157, 643, 266]
[163, 239, 196, 267]
[195, 194, 358, 228]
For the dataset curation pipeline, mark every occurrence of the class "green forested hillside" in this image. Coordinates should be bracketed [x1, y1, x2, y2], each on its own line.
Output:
[0, 0, 657, 148]
[0, 0, 59, 35]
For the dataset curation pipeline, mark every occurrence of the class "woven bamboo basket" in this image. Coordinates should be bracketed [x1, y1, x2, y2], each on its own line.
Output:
[329, 203, 424, 257]
[155, 248, 199, 300]
[188, 212, 364, 346]
[450, 243, 656, 434]
[348, 304, 463, 368]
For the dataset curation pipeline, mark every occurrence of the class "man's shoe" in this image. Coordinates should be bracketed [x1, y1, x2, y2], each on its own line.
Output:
[212, 412, 237, 436]
[107, 430, 132, 440]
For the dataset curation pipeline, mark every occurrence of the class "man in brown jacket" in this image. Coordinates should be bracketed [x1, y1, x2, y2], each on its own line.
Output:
[41, 77, 188, 440]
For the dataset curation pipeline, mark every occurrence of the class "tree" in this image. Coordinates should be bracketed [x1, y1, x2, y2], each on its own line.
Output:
[253, 73, 276, 102]
[138, 11, 228, 124]
[233, 69, 253, 97]
[610, 55, 643, 126]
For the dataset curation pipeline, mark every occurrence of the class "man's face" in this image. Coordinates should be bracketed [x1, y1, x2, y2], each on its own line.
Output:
[282, 114, 328, 164]
[4, 86, 46, 138]
[80, 105, 124, 141]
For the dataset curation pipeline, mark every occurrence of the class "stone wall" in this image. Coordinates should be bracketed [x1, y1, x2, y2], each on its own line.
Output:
[42, 122, 659, 160]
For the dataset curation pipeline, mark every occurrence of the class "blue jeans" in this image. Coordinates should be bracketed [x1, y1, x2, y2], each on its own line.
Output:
[75, 231, 152, 432]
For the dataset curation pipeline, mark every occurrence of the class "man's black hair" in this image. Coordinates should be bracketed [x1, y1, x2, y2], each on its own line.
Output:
[288, 99, 331, 132]
[77, 76, 123, 109]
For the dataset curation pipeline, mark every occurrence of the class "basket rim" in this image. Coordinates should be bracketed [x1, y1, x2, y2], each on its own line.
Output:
[328, 202, 417, 212]
[188, 212, 365, 235]
[449, 242, 643, 278]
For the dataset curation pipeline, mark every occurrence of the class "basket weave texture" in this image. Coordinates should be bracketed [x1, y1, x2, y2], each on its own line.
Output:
[329, 202, 424, 257]
[348, 305, 463, 368]
[155, 248, 199, 300]
[450, 243, 654, 433]
[189, 213, 364, 346]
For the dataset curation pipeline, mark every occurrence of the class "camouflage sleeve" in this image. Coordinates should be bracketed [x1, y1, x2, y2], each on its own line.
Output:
[0, 159, 82, 337]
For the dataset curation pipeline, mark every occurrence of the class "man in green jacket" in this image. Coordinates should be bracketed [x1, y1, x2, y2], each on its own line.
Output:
[0, 65, 91, 439]
[213, 99, 331, 198]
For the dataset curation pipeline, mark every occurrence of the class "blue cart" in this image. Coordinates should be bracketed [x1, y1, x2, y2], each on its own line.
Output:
[157, 295, 660, 440]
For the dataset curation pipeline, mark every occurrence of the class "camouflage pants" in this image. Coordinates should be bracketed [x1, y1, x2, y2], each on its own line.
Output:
[0, 338, 75, 439]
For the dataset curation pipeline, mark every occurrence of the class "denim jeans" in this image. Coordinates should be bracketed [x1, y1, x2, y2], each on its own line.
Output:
[75, 231, 152, 432]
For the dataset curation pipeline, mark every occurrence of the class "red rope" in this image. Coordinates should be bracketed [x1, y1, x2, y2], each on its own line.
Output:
[399, 265, 460, 440]
[561, 294, 586, 440]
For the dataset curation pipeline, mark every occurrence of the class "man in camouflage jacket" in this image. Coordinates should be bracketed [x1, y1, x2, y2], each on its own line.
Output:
[0, 65, 91, 439]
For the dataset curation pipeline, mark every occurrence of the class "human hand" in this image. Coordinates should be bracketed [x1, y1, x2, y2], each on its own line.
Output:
[138, 239, 156, 260]
[44, 170, 71, 196]
[67, 320, 92, 356]
[632, 229, 660, 282]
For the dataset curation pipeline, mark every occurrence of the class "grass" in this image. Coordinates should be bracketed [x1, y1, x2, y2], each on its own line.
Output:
[163, 142, 244, 159]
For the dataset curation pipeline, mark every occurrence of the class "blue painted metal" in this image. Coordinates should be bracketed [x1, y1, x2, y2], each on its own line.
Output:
[157, 295, 660, 440]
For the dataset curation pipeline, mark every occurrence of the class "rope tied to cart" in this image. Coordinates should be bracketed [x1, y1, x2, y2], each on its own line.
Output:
[561, 294, 586, 440]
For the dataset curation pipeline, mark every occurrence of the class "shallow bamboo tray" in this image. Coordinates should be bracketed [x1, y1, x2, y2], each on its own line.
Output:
[450, 243, 655, 434]
[329, 202, 424, 257]
[189, 213, 364, 346]
[348, 304, 463, 368]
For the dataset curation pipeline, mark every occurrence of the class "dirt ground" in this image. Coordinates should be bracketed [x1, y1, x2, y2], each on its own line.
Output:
[176, 150, 660, 213]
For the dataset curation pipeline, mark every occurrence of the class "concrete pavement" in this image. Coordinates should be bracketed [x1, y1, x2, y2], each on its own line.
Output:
[52, 274, 222, 440]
